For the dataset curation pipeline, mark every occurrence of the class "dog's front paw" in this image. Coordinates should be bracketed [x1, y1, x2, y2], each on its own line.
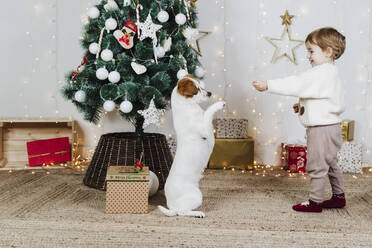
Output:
[214, 101, 226, 111]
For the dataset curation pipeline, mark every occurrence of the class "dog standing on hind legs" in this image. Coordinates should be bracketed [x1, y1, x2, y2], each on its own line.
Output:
[158, 75, 225, 218]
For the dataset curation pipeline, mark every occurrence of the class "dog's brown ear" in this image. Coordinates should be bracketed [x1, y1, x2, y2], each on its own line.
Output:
[177, 78, 198, 98]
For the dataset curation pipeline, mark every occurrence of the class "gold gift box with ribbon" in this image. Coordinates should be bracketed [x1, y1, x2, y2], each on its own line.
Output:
[341, 120, 355, 142]
[209, 138, 254, 170]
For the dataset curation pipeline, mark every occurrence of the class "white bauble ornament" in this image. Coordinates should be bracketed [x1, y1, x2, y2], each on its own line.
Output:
[155, 46, 165, 58]
[88, 7, 100, 19]
[148, 171, 159, 197]
[195, 66, 205, 77]
[120, 100, 133, 113]
[175, 13, 187, 25]
[177, 69, 188, 79]
[157, 10, 169, 23]
[89, 42, 99, 54]
[103, 100, 116, 112]
[101, 49, 113, 61]
[105, 18, 117, 31]
[108, 71, 120, 83]
[96, 67, 109, 80]
[74, 90, 86, 103]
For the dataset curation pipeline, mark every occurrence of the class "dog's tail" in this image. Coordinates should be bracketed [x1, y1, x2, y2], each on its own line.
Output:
[158, 205, 177, 217]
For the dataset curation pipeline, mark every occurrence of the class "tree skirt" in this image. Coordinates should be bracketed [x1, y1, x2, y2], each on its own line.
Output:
[83, 132, 173, 190]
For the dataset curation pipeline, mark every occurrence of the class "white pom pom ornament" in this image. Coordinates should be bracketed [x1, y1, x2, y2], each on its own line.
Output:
[105, 18, 117, 31]
[155, 46, 165, 58]
[177, 69, 188, 80]
[175, 13, 186, 25]
[108, 71, 120, 83]
[88, 7, 100, 19]
[157, 10, 169, 23]
[96, 67, 109, 80]
[103, 100, 116, 112]
[74, 90, 86, 102]
[89, 43, 99, 54]
[120, 100, 133, 113]
[101, 49, 113, 62]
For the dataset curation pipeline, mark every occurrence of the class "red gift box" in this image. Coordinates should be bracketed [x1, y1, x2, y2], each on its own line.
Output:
[26, 137, 71, 167]
[281, 143, 307, 173]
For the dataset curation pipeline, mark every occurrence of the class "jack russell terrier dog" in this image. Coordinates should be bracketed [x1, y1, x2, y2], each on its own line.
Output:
[158, 75, 225, 218]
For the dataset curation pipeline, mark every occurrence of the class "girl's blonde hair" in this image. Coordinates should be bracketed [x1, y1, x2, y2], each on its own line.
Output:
[306, 27, 346, 60]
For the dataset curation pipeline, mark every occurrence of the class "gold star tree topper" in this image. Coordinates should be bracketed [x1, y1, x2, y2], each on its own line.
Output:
[265, 10, 304, 64]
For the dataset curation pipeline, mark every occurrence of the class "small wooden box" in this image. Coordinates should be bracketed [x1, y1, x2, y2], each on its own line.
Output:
[0, 118, 75, 170]
[106, 166, 149, 214]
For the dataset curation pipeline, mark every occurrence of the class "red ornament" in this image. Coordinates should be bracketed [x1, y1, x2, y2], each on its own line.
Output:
[71, 51, 88, 79]
[114, 18, 137, 49]
[124, 20, 137, 33]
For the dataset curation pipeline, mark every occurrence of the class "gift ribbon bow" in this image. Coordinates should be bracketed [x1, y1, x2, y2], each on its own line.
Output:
[134, 151, 144, 172]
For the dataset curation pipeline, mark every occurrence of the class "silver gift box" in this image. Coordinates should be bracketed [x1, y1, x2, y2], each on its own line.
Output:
[213, 118, 248, 139]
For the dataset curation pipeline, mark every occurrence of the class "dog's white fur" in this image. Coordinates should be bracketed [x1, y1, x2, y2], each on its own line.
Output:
[158, 77, 225, 218]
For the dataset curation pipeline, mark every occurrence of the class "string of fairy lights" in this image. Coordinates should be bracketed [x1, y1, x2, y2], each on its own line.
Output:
[209, 0, 372, 169]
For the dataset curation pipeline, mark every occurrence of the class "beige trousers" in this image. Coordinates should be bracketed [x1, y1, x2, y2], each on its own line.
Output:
[306, 123, 344, 203]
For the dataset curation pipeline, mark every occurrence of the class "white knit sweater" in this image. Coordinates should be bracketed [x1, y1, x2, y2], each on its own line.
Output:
[267, 63, 345, 127]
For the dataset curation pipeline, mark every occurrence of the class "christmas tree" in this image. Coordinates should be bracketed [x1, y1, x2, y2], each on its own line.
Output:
[61, 0, 205, 138]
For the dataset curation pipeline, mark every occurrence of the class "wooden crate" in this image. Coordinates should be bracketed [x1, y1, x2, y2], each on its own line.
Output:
[0, 118, 76, 170]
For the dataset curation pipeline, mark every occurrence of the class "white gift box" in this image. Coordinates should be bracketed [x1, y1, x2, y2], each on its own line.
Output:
[337, 141, 362, 173]
[214, 118, 248, 139]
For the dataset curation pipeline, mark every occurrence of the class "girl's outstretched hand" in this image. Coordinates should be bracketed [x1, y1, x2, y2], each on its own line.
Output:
[252, 80, 268, 92]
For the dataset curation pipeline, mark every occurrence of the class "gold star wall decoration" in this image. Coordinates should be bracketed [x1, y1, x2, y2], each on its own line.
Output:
[280, 10, 294, 25]
[265, 10, 304, 64]
[189, 30, 212, 56]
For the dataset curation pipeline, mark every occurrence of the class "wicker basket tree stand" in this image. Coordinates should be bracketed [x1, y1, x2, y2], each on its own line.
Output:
[83, 132, 173, 190]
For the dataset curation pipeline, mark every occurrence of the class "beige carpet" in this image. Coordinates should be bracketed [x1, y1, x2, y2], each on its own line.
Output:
[0, 168, 371, 248]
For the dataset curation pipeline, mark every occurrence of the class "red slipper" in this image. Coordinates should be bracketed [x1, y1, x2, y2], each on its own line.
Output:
[322, 193, 346, 208]
[292, 199, 322, 212]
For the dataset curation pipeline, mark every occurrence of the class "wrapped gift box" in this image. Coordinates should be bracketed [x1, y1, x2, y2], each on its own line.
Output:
[106, 166, 149, 214]
[213, 118, 248, 139]
[337, 141, 362, 173]
[281, 143, 307, 173]
[341, 120, 355, 142]
[26, 137, 71, 167]
[209, 138, 254, 169]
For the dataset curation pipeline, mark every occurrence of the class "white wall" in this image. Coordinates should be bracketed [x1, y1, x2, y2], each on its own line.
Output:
[1, 0, 371, 166]
[221, 0, 372, 166]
